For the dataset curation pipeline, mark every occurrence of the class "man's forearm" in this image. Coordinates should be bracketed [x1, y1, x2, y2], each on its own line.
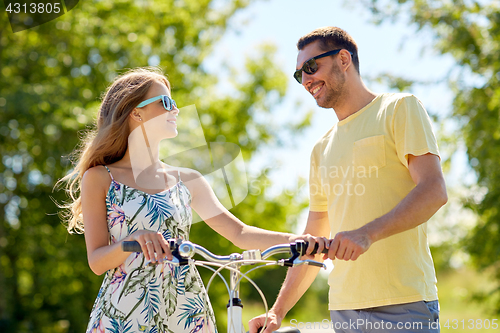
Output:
[270, 262, 323, 318]
[248, 210, 330, 333]
[270, 211, 331, 317]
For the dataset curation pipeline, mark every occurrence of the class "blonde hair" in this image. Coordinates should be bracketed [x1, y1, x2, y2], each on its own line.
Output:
[58, 67, 171, 233]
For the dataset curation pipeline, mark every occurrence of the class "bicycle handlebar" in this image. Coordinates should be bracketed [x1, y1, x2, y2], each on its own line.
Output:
[122, 239, 328, 255]
[121, 241, 147, 253]
[121, 239, 328, 268]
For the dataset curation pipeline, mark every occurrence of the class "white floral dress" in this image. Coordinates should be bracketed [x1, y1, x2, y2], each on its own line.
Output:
[86, 166, 217, 333]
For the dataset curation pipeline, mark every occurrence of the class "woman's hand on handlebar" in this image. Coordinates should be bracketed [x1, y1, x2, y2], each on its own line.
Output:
[126, 230, 172, 262]
[293, 234, 330, 259]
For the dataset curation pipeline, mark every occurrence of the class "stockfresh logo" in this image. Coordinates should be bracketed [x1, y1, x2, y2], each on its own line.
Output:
[129, 104, 249, 223]
[4, 0, 79, 33]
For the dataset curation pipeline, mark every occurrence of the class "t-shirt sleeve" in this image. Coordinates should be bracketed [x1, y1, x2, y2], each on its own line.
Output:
[309, 143, 328, 212]
[392, 95, 440, 168]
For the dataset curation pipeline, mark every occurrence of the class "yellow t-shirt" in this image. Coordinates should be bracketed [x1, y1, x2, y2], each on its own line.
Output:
[309, 93, 440, 310]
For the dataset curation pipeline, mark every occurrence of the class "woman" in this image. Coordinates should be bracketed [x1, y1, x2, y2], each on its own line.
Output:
[59, 67, 317, 333]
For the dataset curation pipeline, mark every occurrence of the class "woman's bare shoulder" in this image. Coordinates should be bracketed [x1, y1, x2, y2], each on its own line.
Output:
[82, 165, 112, 193]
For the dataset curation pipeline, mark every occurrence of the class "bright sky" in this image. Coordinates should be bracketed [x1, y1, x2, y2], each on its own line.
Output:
[205, 0, 464, 193]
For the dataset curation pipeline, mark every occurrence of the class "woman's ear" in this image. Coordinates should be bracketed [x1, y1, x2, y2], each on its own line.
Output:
[130, 109, 143, 123]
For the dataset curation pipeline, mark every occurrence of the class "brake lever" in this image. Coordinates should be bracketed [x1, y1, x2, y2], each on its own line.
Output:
[278, 240, 326, 269]
[147, 257, 180, 267]
[294, 258, 326, 269]
[279, 240, 326, 269]
[280, 242, 301, 267]
[148, 239, 187, 266]
[277, 257, 326, 269]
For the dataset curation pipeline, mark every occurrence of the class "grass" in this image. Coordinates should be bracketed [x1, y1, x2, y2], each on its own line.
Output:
[437, 267, 500, 332]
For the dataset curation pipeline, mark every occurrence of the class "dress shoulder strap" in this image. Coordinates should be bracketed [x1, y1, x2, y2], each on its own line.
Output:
[177, 169, 181, 182]
[103, 165, 115, 181]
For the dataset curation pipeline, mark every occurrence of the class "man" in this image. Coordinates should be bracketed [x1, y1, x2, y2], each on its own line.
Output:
[249, 27, 447, 333]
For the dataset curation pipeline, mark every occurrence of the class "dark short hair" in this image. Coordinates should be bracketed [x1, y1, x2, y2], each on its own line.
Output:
[297, 27, 360, 74]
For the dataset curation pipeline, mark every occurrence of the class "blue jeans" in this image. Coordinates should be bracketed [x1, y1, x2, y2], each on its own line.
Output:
[330, 300, 440, 333]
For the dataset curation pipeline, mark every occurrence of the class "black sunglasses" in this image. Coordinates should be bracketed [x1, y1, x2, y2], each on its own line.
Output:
[293, 49, 352, 84]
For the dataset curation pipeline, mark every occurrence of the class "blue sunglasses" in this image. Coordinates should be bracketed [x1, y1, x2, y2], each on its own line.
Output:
[137, 95, 177, 111]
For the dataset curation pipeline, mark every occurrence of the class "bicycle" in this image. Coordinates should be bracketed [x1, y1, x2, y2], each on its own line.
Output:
[122, 239, 327, 333]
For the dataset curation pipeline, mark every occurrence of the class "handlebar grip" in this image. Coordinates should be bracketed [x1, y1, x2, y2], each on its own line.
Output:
[122, 241, 142, 252]
[122, 239, 178, 253]
[305, 241, 329, 255]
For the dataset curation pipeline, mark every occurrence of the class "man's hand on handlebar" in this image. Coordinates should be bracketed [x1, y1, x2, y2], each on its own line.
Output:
[295, 230, 373, 262]
[248, 310, 283, 333]
[326, 228, 372, 261]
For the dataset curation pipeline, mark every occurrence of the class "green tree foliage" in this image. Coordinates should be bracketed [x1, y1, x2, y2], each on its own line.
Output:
[0, 1, 313, 331]
[355, 0, 500, 312]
